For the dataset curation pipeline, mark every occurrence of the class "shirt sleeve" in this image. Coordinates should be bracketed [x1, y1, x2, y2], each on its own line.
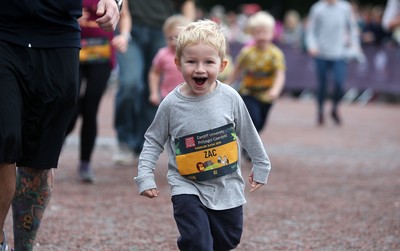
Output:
[151, 48, 165, 72]
[305, 5, 318, 52]
[233, 90, 271, 184]
[273, 47, 286, 71]
[134, 99, 171, 194]
[382, 0, 399, 31]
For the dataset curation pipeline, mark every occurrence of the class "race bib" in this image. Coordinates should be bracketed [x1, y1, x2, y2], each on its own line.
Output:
[79, 38, 111, 63]
[175, 124, 239, 181]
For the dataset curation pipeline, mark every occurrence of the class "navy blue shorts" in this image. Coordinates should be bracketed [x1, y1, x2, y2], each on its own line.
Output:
[172, 194, 243, 251]
[0, 41, 79, 169]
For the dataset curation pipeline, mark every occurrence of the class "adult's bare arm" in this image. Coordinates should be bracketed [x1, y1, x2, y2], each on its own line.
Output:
[181, 0, 196, 21]
[111, 1, 132, 53]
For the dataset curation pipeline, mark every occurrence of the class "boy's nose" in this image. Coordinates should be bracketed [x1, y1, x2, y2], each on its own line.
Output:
[196, 63, 206, 72]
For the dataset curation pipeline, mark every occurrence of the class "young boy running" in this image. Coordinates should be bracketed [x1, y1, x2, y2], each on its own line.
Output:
[135, 19, 271, 251]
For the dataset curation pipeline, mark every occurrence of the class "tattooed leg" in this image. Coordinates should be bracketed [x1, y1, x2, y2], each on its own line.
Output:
[0, 163, 16, 243]
[12, 167, 53, 251]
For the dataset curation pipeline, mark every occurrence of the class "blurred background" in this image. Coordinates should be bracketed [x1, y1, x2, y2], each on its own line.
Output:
[198, 0, 386, 19]
[194, 0, 400, 103]
[5, 1, 397, 250]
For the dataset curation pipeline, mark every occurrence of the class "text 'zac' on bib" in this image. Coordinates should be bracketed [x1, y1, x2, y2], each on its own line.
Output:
[175, 124, 239, 181]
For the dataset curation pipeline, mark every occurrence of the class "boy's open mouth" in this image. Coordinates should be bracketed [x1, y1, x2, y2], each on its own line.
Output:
[193, 77, 207, 86]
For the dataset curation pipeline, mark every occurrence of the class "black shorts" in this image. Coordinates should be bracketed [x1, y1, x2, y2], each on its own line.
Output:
[0, 41, 79, 169]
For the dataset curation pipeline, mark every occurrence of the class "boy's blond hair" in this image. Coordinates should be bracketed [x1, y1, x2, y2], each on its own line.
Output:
[163, 14, 191, 35]
[246, 11, 275, 32]
[175, 19, 226, 61]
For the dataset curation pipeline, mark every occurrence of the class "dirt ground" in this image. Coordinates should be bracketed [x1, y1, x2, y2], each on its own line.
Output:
[4, 86, 400, 251]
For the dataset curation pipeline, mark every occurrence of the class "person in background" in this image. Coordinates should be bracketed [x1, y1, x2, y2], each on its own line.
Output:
[135, 19, 271, 251]
[382, 0, 400, 44]
[279, 9, 304, 48]
[65, 0, 131, 183]
[148, 15, 191, 106]
[361, 5, 392, 46]
[216, 44, 234, 83]
[112, 0, 196, 165]
[0, 0, 120, 250]
[305, 0, 358, 126]
[226, 11, 286, 134]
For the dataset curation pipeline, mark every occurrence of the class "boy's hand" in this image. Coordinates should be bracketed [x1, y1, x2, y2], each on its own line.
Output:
[111, 34, 129, 53]
[149, 92, 161, 106]
[308, 47, 319, 57]
[264, 89, 279, 101]
[140, 188, 159, 198]
[248, 172, 264, 192]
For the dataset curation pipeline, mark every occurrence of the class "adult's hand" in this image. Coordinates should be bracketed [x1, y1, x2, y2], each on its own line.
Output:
[96, 0, 121, 31]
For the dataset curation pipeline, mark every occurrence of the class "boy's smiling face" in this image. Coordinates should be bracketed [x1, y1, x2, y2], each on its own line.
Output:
[175, 42, 227, 97]
[165, 27, 180, 51]
[251, 25, 274, 49]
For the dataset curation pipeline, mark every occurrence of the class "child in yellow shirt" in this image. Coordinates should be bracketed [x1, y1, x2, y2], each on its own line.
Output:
[227, 11, 286, 132]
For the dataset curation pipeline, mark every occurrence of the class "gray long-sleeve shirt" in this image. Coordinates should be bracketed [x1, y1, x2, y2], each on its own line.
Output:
[306, 0, 356, 60]
[134, 82, 271, 210]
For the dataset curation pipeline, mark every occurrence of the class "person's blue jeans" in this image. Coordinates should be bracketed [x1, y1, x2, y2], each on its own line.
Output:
[114, 24, 165, 153]
[314, 57, 347, 114]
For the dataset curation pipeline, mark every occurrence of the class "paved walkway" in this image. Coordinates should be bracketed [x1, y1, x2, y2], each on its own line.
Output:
[4, 85, 400, 250]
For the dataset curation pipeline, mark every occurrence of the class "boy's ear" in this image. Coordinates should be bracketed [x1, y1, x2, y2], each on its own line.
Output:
[219, 59, 228, 73]
[175, 57, 182, 71]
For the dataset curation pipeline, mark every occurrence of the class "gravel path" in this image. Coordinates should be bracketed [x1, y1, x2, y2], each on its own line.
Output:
[4, 88, 400, 251]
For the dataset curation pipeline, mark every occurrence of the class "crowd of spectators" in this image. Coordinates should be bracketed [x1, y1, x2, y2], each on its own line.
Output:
[198, 2, 399, 101]
[203, 2, 397, 55]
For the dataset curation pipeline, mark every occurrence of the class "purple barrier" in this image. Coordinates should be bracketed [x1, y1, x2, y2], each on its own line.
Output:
[229, 42, 400, 95]
[279, 43, 400, 95]
[346, 45, 400, 94]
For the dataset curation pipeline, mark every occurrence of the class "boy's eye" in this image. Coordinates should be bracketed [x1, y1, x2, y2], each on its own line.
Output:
[166, 36, 178, 41]
[205, 60, 215, 64]
[187, 60, 196, 64]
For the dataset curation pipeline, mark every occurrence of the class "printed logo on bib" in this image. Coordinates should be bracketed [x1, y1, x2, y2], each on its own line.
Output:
[175, 124, 238, 181]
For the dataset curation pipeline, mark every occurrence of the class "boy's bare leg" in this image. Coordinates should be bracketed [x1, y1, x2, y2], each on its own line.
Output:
[0, 163, 16, 244]
[12, 167, 53, 251]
